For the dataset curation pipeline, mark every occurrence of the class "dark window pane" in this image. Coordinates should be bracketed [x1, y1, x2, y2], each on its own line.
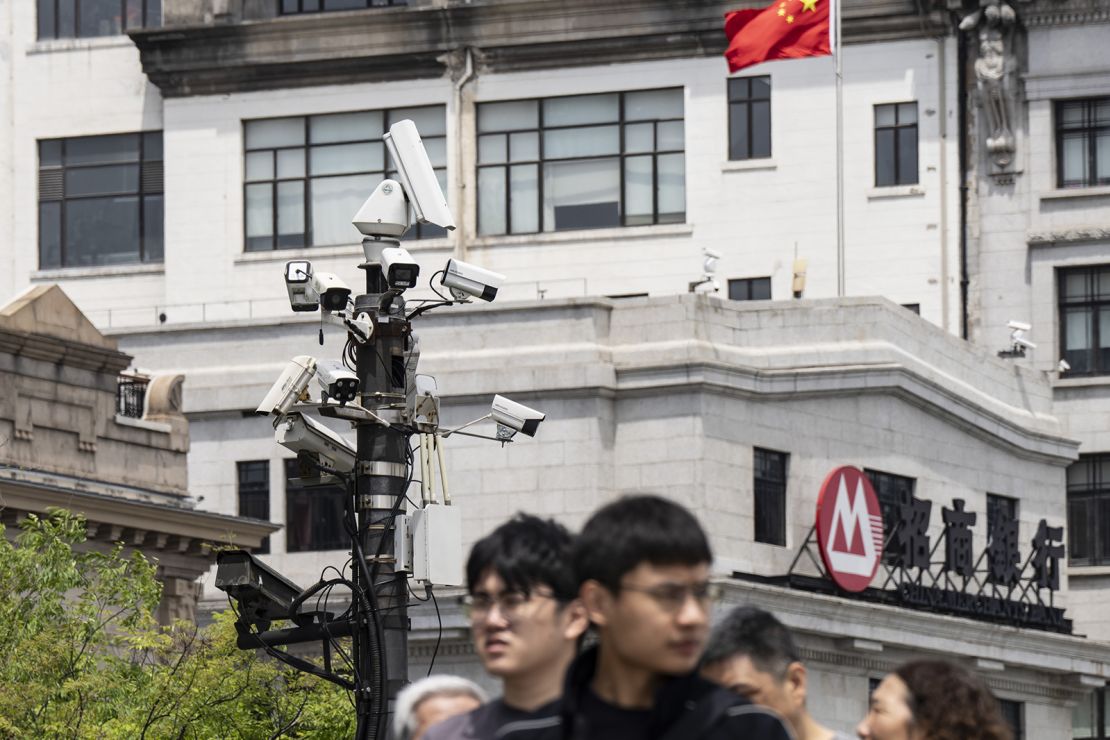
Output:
[142, 131, 163, 161]
[750, 277, 771, 300]
[237, 461, 270, 554]
[754, 448, 787, 546]
[65, 196, 141, 267]
[39, 202, 62, 269]
[125, 0, 143, 30]
[39, 0, 56, 39]
[58, 0, 76, 37]
[751, 100, 771, 158]
[323, 0, 365, 8]
[285, 459, 347, 552]
[66, 134, 139, 165]
[65, 164, 140, 196]
[145, 0, 161, 27]
[40, 140, 63, 167]
[997, 700, 1022, 740]
[875, 129, 896, 186]
[730, 102, 750, 160]
[79, 0, 123, 37]
[1101, 497, 1110, 560]
[143, 194, 163, 262]
[1068, 498, 1089, 560]
[897, 127, 918, 184]
[283, 0, 300, 11]
[751, 76, 771, 100]
[276, 181, 306, 249]
[728, 77, 749, 102]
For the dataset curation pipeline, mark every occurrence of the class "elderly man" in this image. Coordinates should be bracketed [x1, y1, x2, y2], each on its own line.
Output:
[393, 674, 488, 740]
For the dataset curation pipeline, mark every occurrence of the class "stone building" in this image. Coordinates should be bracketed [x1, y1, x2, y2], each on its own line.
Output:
[4, 0, 1110, 736]
[0, 284, 275, 622]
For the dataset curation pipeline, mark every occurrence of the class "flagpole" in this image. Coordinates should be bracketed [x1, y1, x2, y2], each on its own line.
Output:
[834, 0, 845, 297]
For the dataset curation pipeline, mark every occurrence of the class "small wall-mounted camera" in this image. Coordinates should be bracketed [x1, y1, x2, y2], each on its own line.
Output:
[491, 394, 545, 438]
[441, 259, 504, 302]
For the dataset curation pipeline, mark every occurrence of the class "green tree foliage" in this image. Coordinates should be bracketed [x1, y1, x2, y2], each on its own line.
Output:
[0, 508, 355, 738]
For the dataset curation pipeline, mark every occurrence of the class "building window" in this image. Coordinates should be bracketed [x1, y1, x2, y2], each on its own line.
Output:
[728, 77, 771, 161]
[237, 461, 270, 554]
[1074, 687, 1109, 740]
[37, 0, 161, 40]
[729, 277, 771, 301]
[1056, 98, 1110, 189]
[754, 448, 788, 546]
[38, 132, 164, 269]
[285, 458, 348, 553]
[864, 468, 916, 563]
[280, 0, 406, 12]
[998, 699, 1024, 740]
[476, 88, 685, 235]
[1059, 265, 1110, 375]
[987, 493, 1018, 536]
[874, 102, 918, 187]
[1067, 454, 1110, 566]
[243, 105, 445, 251]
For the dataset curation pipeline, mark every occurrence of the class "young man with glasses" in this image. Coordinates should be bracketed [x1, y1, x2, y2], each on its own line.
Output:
[564, 495, 794, 740]
[423, 514, 588, 740]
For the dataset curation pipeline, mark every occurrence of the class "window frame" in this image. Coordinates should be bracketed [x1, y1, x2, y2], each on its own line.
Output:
[864, 468, 917, 564]
[873, 102, 919, 187]
[1073, 686, 1109, 740]
[242, 106, 447, 252]
[236, 460, 271, 554]
[728, 277, 772, 301]
[37, 0, 161, 40]
[727, 76, 772, 161]
[1067, 453, 1110, 567]
[753, 447, 788, 546]
[1055, 97, 1110, 189]
[284, 458, 349, 553]
[1058, 265, 1110, 376]
[37, 131, 164, 269]
[475, 88, 686, 236]
[279, 0, 406, 13]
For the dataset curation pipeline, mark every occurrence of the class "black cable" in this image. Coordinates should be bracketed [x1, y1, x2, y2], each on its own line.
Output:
[427, 586, 442, 677]
[427, 269, 450, 301]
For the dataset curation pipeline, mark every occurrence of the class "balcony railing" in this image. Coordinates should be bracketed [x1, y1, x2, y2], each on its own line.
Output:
[117, 374, 150, 419]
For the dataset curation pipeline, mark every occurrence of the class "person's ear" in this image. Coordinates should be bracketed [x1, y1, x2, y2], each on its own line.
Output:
[578, 580, 611, 629]
[561, 598, 591, 641]
[784, 661, 808, 709]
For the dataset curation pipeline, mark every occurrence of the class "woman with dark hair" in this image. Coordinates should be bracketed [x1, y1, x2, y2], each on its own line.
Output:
[857, 659, 1013, 740]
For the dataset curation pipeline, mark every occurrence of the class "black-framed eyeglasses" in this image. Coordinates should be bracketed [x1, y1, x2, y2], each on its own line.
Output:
[618, 581, 722, 613]
[460, 590, 558, 620]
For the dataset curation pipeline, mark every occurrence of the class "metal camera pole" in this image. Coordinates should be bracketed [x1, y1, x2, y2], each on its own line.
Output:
[353, 238, 412, 737]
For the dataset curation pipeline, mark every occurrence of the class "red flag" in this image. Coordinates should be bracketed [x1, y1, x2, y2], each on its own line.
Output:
[724, 0, 831, 73]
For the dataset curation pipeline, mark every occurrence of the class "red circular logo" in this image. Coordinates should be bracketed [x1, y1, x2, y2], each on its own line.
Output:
[815, 466, 884, 592]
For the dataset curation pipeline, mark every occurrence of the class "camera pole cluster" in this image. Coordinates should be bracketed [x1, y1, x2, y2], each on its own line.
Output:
[214, 120, 545, 740]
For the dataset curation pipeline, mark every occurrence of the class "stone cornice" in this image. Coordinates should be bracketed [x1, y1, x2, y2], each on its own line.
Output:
[1020, 0, 1110, 27]
[0, 327, 131, 375]
[1028, 225, 1110, 247]
[130, 0, 950, 98]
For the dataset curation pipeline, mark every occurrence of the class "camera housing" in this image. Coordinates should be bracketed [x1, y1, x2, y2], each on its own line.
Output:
[316, 360, 359, 405]
[215, 549, 303, 629]
[312, 272, 352, 313]
[352, 180, 410, 239]
[381, 246, 420, 290]
[274, 412, 356, 473]
[441, 259, 504, 302]
[383, 119, 456, 231]
[491, 394, 545, 438]
[257, 356, 318, 416]
[285, 261, 317, 312]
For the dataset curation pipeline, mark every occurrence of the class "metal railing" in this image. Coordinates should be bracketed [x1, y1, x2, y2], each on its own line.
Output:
[116, 374, 150, 419]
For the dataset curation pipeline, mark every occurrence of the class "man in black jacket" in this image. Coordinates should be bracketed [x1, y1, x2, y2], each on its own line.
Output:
[562, 495, 794, 740]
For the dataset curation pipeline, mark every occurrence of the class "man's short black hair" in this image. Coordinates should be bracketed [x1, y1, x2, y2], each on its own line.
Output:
[701, 606, 800, 679]
[466, 513, 577, 601]
[573, 494, 712, 591]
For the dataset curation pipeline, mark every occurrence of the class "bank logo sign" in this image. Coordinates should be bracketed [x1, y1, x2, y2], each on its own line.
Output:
[815, 466, 883, 592]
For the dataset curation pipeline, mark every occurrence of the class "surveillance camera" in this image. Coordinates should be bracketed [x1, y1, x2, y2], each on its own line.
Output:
[1008, 320, 1032, 332]
[491, 394, 545, 438]
[381, 246, 420, 290]
[285, 260, 318, 312]
[215, 549, 303, 629]
[1058, 358, 1071, 372]
[702, 248, 721, 277]
[311, 272, 352, 313]
[441, 259, 505, 302]
[274, 412, 356, 473]
[316, 360, 359, 405]
[384, 119, 456, 231]
[257, 356, 317, 416]
[352, 179, 410, 240]
[1013, 336, 1037, 351]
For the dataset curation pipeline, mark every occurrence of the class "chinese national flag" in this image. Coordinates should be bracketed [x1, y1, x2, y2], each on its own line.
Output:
[724, 0, 831, 73]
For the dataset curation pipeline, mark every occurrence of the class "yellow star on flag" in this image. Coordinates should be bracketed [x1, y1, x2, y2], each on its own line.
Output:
[778, 7, 786, 14]
[786, 14, 794, 22]
[800, 0, 819, 11]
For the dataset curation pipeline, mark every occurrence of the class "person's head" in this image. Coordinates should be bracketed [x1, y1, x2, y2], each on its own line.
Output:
[465, 514, 588, 682]
[574, 495, 715, 677]
[392, 675, 487, 740]
[857, 659, 1013, 740]
[700, 607, 808, 732]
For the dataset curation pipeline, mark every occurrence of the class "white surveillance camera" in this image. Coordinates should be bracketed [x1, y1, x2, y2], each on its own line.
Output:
[275, 412, 356, 473]
[383, 119, 456, 231]
[1008, 320, 1032, 332]
[352, 179, 411, 239]
[316, 360, 359, 405]
[285, 260, 318, 312]
[381, 246, 420, 290]
[256, 356, 317, 416]
[1058, 358, 1071, 373]
[702, 248, 721, 277]
[441, 258, 505, 302]
[311, 272, 352, 313]
[1013, 336, 1037, 351]
[491, 394, 545, 438]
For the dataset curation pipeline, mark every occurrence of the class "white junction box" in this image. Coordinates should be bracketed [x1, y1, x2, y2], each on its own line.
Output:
[412, 504, 464, 587]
